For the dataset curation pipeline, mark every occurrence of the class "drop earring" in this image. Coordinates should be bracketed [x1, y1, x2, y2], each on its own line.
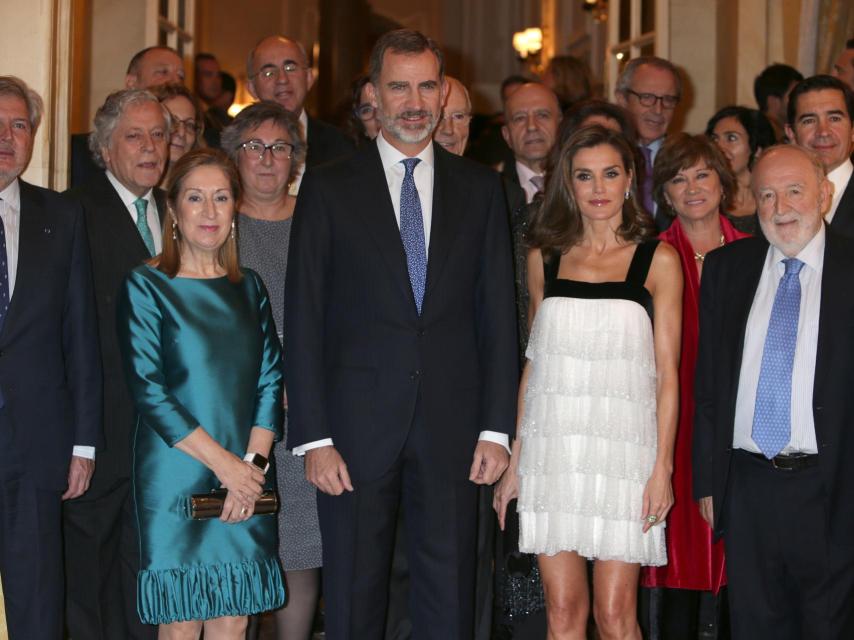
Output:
[624, 190, 630, 200]
[231, 220, 236, 240]
[171, 220, 178, 241]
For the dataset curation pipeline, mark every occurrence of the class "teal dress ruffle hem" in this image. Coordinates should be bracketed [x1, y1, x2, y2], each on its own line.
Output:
[117, 265, 286, 625]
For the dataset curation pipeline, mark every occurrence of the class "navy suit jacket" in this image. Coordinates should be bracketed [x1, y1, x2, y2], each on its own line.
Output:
[305, 116, 355, 168]
[0, 180, 102, 488]
[693, 227, 854, 544]
[830, 172, 854, 240]
[284, 140, 518, 482]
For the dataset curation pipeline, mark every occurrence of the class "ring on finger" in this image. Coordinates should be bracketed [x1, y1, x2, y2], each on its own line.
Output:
[646, 514, 658, 524]
[240, 506, 248, 516]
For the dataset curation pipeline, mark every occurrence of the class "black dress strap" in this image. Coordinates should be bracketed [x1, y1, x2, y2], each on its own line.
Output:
[625, 239, 659, 287]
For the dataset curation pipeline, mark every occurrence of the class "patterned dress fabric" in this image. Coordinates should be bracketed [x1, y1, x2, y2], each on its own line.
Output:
[517, 241, 666, 565]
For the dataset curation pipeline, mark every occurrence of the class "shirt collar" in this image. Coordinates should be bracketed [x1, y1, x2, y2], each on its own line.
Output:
[645, 137, 665, 153]
[105, 170, 154, 210]
[376, 131, 434, 172]
[515, 160, 542, 185]
[298, 109, 308, 137]
[769, 222, 826, 275]
[827, 158, 853, 197]
[0, 178, 21, 211]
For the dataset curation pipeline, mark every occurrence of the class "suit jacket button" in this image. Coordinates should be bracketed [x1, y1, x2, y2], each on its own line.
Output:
[410, 370, 420, 380]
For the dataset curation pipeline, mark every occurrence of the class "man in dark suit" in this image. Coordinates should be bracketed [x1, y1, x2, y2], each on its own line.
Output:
[64, 88, 169, 640]
[694, 144, 854, 638]
[246, 34, 354, 189]
[0, 76, 102, 638]
[70, 46, 184, 187]
[785, 75, 854, 239]
[284, 29, 517, 639]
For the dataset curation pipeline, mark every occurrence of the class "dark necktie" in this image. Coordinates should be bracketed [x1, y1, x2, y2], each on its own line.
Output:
[752, 258, 805, 458]
[640, 145, 655, 217]
[133, 197, 155, 256]
[0, 198, 9, 408]
[399, 158, 427, 314]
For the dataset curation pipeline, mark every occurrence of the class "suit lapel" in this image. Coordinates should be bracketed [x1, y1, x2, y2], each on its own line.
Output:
[830, 175, 854, 236]
[356, 143, 416, 308]
[424, 146, 463, 302]
[814, 229, 846, 433]
[90, 172, 153, 259]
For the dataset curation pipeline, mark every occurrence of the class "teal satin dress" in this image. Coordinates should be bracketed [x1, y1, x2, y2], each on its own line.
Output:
[117, 265, 285, 625]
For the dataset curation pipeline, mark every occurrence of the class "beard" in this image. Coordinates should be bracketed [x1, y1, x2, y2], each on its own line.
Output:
[375, 94, 438, 145]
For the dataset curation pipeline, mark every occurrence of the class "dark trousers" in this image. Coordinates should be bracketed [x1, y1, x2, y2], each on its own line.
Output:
[63, 476, 155, 640]
[0, 410, 64, 639]
[318, 406, 478, 640]
[724, 450, 854, 639]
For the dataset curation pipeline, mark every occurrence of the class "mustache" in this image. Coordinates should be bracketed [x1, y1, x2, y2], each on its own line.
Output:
[395, 109, 432, 120]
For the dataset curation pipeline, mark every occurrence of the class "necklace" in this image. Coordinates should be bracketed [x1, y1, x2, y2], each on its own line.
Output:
[694, 234, 725, 262]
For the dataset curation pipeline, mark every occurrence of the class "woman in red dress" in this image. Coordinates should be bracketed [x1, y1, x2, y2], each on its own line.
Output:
[641, 133, 749, 638]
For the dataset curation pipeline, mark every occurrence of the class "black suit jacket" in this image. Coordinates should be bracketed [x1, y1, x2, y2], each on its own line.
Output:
[305, 117, 355, 169]
[830, 172, 854, 240]
[65, 173, 165, 492]
[0, 181, 102, 489]
[69, 132, 100, 189]
[693, 228, 854, 544]
[284, 140, 518, 482]
[500, 160, 527, 223]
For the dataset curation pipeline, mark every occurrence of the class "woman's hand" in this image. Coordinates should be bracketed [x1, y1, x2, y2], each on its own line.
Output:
[212, 453, 265, 511]
[493, 461, 520, 531]
[220, 486, 257, 523]
[642, 464, 674, 533]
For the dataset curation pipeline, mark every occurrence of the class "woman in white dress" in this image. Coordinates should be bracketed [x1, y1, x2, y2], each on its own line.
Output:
[494, 125, 682, 639]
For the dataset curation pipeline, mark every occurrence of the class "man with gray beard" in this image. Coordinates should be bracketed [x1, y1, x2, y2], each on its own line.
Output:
[284, 28, 518, 639]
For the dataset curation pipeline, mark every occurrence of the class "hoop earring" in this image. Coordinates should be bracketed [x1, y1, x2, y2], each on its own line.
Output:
[171, 220, 178, 241]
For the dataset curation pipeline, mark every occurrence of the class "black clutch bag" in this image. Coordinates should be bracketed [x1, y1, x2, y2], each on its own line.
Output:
[187, 488, 278, 520]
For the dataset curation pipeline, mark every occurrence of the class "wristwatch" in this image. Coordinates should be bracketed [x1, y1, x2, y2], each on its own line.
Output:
[243, 452, 270, 474]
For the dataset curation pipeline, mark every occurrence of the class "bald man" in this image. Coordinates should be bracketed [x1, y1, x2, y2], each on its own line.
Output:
[246, 35, 353, 191]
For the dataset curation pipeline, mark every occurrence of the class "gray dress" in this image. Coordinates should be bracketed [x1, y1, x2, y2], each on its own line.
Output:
[238, 213, 322, 571]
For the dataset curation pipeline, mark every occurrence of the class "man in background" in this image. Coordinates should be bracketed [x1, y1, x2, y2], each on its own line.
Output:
[754, 63, 804, 140]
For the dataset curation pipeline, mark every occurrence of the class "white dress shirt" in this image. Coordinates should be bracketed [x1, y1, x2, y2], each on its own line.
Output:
[0, 179, 95, 459]
[288, 109, 310, 196]
[515, 161, 544, 205]
[733, 225, 824, 454]
[292, 133, 510, 455]
[105, 171, 162, 254]
[824, 159, 853, 224]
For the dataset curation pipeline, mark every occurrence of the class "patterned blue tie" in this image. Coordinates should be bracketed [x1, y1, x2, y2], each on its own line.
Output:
[133, 197, 155, 256]
[0, 204, 9, 409]
[399, 158, 427, 314]
[752, 258, 805, 458]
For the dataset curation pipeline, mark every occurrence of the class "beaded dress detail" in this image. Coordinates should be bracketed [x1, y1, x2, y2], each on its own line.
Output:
[517, 240, 666, 565]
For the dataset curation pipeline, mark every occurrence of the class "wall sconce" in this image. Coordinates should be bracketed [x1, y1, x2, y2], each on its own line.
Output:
[512, 27, 543, 60]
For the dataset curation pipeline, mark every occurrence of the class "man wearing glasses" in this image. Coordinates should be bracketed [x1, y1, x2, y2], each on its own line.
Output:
[246, 35, 354, 193]
[616, 56, 682, 231]
[433, 76, 472, 157]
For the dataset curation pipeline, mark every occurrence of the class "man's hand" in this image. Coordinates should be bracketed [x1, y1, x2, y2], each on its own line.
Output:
[62, 456, 95, 500]
[698, 496, 714, 528]
[469, 441, 509, 485]
[305, 446, 354, 495]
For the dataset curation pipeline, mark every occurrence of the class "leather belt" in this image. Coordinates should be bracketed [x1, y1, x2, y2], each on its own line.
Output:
[744, 450, 818, 471]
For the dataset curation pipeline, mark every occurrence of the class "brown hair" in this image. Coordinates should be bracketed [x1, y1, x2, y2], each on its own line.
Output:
[529, 125, 652, 253]
[155, 148, 242, 283]
[652, 133, 736, 219]
[148, 82, 206, 149]
[368, 29, 444, 86]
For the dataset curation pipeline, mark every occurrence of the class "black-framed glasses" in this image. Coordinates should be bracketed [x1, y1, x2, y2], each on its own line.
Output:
[440, 111, 472, 125]
[240, 140, 294, 160]
[171, 117, 199, 136]
[355, 104, 376, 121]
[626, 89, 679, 109]
[254, 61, 305, 81]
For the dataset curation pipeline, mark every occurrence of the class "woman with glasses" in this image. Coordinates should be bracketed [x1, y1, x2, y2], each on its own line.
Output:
[347, 75, 381, 145]
[221, 103, 319, 640]
[150, 83, 205, 185]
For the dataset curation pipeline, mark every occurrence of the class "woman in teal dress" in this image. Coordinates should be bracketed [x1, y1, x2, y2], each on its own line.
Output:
[117, 148, 285, 638]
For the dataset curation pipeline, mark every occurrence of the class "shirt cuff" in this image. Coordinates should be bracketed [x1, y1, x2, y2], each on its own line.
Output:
[291, 438, 333, 456]
[73, 445, 96, 460]
[478, 431, 510, 454]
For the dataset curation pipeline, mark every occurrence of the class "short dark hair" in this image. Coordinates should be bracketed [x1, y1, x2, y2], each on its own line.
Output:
[753, 63, 803, 113]
[194, 52, 218, 66]
[528, 125, 652, 253]
[126, 46, 179, 76]
[705, 106, 777, 166]
[786, 74, 854, 125]
[501, 74, 531, 97]
[652, 133, 736, 220]
[368, 29, 444, 87]
[220, 72, 236, 94]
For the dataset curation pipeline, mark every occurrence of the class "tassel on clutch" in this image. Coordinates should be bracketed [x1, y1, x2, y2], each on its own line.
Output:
[187, 488, 278, 520]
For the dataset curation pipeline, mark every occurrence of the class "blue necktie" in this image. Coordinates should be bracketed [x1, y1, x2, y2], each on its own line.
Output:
[133, 197, 155, 256]
[399, 158, 427, 314]
[752, 258, 805, 458]
[0, 203, 9, 408]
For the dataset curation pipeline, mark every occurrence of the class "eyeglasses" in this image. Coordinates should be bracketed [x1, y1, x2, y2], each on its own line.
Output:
[440, 112, 472, 125]
[254, 61, 305, 81]
[240, 140, 294, 160]
[355, 104, 376, 121]
[625, 89, 679, 109]
[171, 117, 199, 136]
